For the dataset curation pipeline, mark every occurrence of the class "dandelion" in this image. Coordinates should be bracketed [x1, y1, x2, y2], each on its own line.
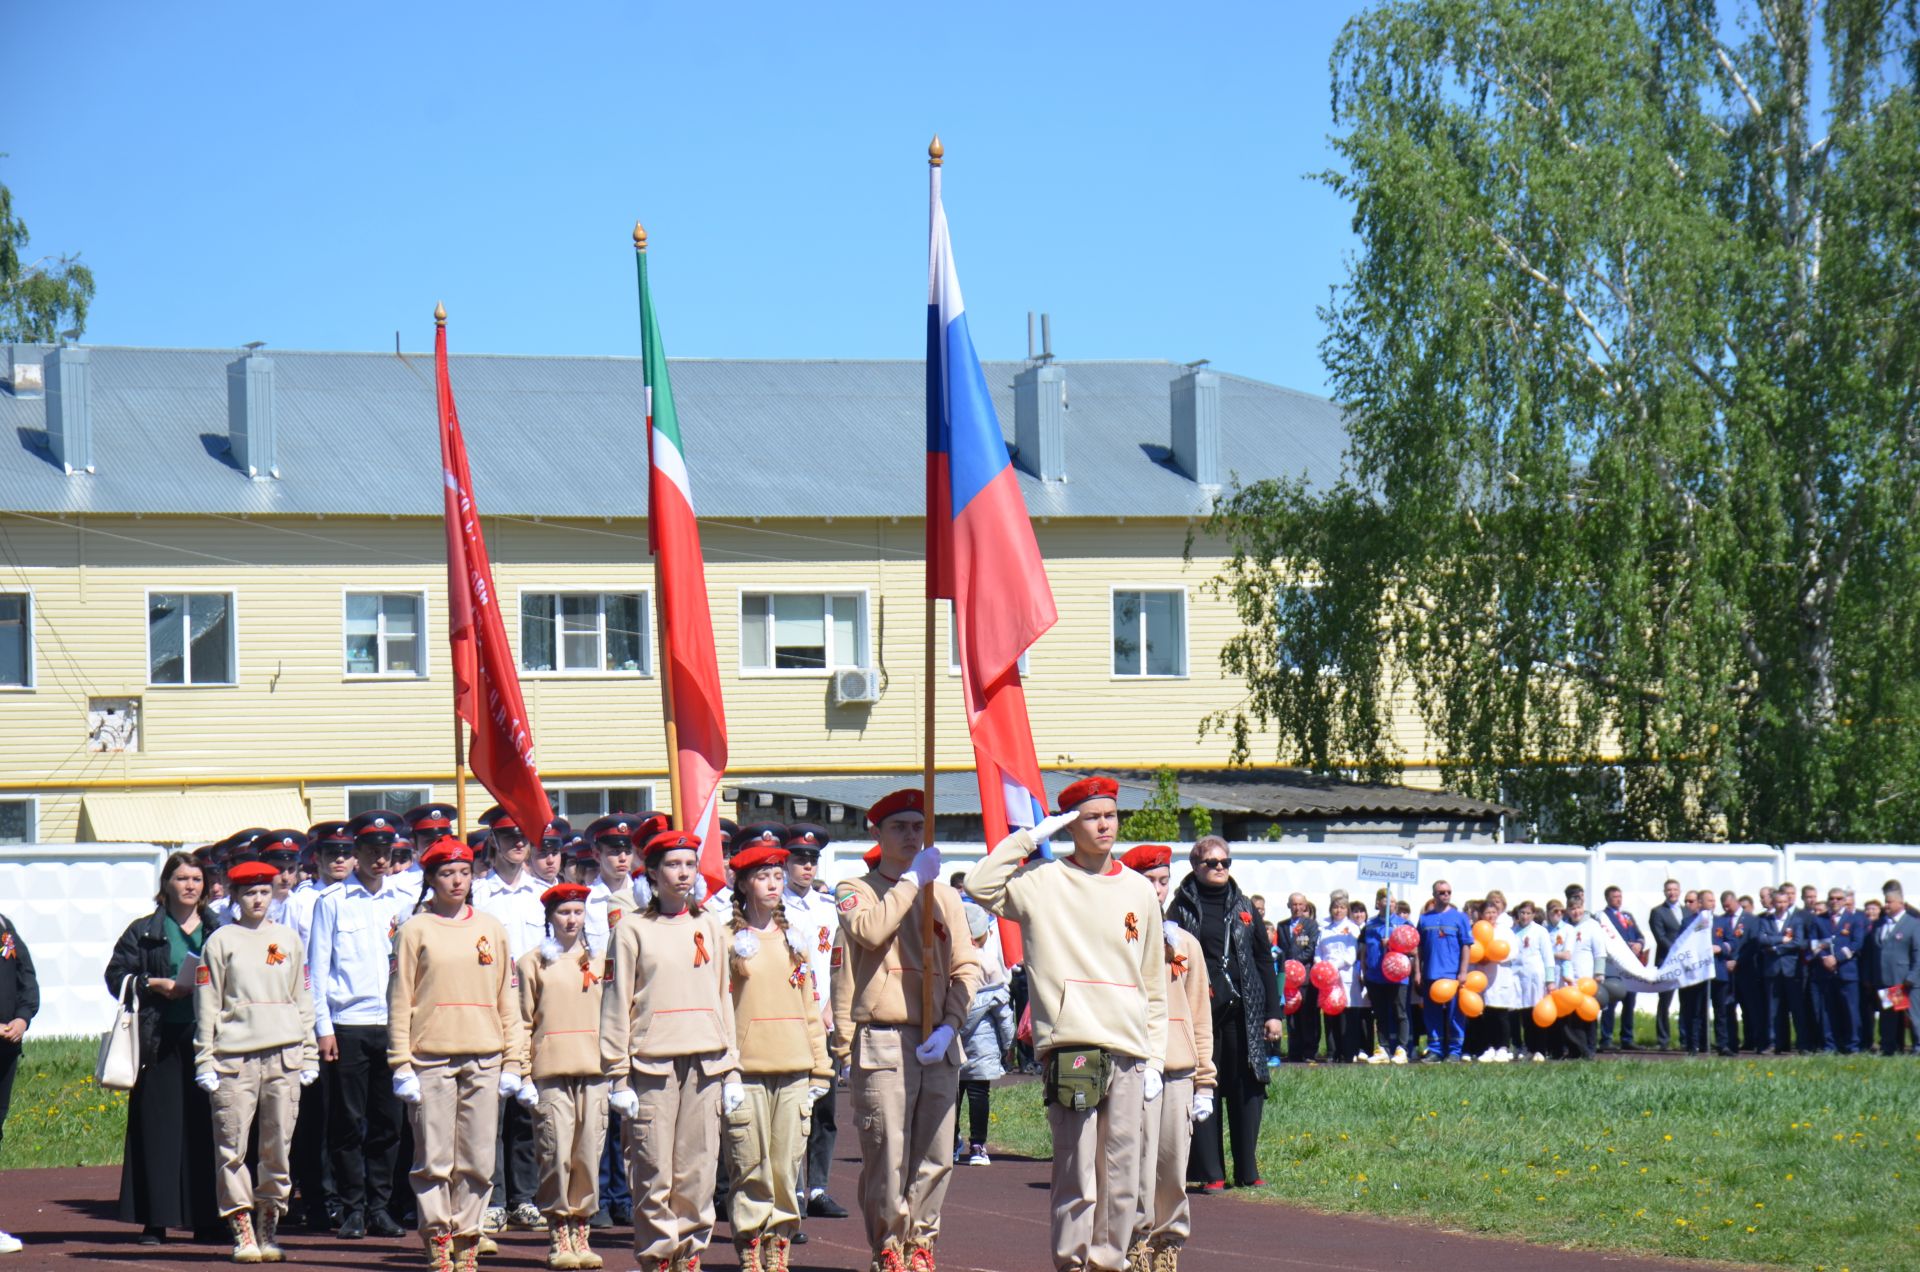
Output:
[1663, 1134, 1673, 1142]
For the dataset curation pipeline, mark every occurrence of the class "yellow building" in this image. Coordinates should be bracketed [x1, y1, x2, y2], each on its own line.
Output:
[0, 343, 1497, 846]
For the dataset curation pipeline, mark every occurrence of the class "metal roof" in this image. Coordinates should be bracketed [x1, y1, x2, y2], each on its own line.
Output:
[730, 771, 1218, 819]
[0, 346, 1348, 519]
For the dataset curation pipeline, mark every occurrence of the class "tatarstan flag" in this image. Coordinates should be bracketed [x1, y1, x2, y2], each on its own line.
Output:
[636, 227, 729, 893]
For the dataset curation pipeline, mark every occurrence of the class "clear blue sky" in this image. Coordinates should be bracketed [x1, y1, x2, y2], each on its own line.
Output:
[5, 1, 1364, 396]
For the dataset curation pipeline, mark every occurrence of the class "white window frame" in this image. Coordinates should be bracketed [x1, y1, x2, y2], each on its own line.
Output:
[737, 587, 872, 677]
[144, 588, 239, 687]
[945, 600, 1030, 677]
[543, 782, 658, 821]
[0, 589, 33, 691]
[344, 785, 432, 820]
[517, 589, 654, 677]
[0, 795, 39, 844]
[1109, 585, 1190, 680]
[342, 589, 430, 679]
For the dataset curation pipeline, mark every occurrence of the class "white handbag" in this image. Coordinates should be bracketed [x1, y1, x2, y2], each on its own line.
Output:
[95, 973, 141, 1090]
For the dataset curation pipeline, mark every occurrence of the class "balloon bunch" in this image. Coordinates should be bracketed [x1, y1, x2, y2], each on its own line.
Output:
[1310, 960, 1347, 1015]
[1532, 977, 1602, 1027]
[1468, 919, 1511, 965]
[1282, 959, 1306, 1016]
[1428, 969, 1492, 1016]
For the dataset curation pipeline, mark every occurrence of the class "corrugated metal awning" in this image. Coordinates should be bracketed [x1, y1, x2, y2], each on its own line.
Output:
[81, 789, 311, 845]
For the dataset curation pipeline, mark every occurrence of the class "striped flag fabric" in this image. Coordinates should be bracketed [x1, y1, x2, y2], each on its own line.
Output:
[636, 228, 730, 894]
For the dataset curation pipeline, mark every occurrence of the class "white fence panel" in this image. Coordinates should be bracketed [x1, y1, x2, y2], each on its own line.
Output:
[0, 843, 169, 1037]
[1782, 844, 1920, 907]
[1593, 842, 1782, 930]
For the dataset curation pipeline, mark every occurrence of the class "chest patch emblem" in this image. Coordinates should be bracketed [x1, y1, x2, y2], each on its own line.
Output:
[1125, 912, 1140, 943]
[194, 963, 211, 986]
[837, 893, 860, 914]
[265, 943, 288, 966]
[609, 908, 623, 928]
[693, 931, 711, 967]
[476, 936, 495, 965]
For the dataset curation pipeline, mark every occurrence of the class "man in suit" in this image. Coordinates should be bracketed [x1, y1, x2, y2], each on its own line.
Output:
[1754, 887, 1808, 1054]
[1675, 890, 1711, 1054]
[1709, 891, 1745, 1056]
[1818, 887, 1865, 1054]
[1648, 879, 1686, 1050]
[1735, 895, 1770, 1051]
[1873, 882, 1920, 1055]
[1859, 899, 1884, 1051]
[1598, 886, 1644, 1050]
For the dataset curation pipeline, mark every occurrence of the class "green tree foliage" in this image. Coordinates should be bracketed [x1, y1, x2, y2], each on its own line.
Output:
[1206, 0, 1920, 843]
[1119, 770, 1185, 842]
[1, 176, 94, 343]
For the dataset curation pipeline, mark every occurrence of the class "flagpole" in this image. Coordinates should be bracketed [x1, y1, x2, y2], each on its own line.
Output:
[638, 222, 688, 832]
[921, 135, 944, 1035]
[437, 301, 470, 839]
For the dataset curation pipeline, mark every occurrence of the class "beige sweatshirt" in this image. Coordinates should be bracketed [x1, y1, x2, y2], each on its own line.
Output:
[517, 940, 606, 1080]
[731, 925, 832, 1080]
[193, 920, 318, 1074]
[599, 905, 738, 1087]
[833, 869, 981, 1036]
[829, 928, 855, 1067]
[386, 909, 529, 1074]
[965, 831, 1170, 1066]
[1164, 926, 1216, 1088]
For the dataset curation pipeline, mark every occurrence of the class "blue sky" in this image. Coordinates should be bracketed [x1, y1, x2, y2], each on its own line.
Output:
[5, 1, 1363, 396]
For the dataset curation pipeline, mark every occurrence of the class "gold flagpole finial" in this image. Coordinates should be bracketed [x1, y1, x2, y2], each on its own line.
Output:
[928, 135, 944, 167]
[633, 221, 648, 252]
[434, 301, 446, 326]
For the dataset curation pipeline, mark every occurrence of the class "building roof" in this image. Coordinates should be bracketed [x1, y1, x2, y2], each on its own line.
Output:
[0, 346, 1347, 520]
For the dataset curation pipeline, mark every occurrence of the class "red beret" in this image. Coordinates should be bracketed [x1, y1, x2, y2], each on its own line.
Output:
[867, 788, 925, 827]
[226, 860, 280, 888]
[635, 812, 672, 841]
[863, 843, 884, 868]
[419, 840, 475, 871]
[643, 829, 701, 860]
[1121, 844, 1173, 873]
[730, 844, 789, 874]
[541, 882, 591, 909]
[1058, 776, 1120, 813]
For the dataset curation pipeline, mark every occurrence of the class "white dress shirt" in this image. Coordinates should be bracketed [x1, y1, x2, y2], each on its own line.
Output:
[1564, 915, 1607, 982]
[585, 874, 644, 958]
[784, 882, 838, 1024]
[307, 875, 413, 1036]
[284, 878, 340, 952]
[475, 867, 552, 962]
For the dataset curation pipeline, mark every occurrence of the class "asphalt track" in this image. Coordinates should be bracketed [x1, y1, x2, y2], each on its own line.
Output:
[1, 1155, 1717, 1271]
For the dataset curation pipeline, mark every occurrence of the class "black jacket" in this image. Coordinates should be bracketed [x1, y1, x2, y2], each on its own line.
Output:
[0, 913, 39, 1047]
[1167, 873, 1281, 1086]
[104, 907, 220, 1068]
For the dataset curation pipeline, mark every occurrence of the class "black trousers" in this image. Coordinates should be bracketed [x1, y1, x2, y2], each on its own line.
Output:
[289, 1067, 333, 1217]
[1287, 987, 1320, 1061]
[326, 1024, 401, 1220]
[1188, 1009, 1265, 1187]
[492, 1088, 537, 1208]
[1739, 973, 1770, 1050]
[804, 1085, 838, 1195]
[1678, 983, 1708, 1052]
[1654, 987, 1676, 1048]
[1366, 980, 1408, 1052]
[957, 1080, 991, 1147]
[1825, 980, 1862, 1053]
[1558, 1015, 1596, 1059]
[1768, 978, 1803, 1051]
[0, 1043, 16, 1154]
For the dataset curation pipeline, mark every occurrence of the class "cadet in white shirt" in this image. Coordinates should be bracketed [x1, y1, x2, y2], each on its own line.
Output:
[474, 804, 551, 1233]
[584, 813, 660, 958]
[287, 821, 358, 1231]
[778, 823, 849, 1228]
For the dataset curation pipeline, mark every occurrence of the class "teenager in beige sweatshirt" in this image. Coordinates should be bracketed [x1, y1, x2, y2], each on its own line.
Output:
[387, 839, 530, 1272]
[194, 859, 319, 1264]
[599, 829, 738, 1272]
[724, 840, 833, 1272]
[515, 881, 606, 1271]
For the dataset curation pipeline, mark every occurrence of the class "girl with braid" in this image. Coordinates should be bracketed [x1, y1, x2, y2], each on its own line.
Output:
[723, 832, 833, 1272]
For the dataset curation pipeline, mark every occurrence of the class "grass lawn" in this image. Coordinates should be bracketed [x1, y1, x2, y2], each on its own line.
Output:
[0, 1037, 129, 1170]
[987, 1053, 1920, 1269]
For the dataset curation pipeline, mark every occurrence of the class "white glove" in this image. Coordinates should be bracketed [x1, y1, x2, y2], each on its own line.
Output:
[721, 1081, 746, 1115]
[516, 1079, 540, 1109]
[732, 929, 761, 960]
[1031, 811, 1080, 842]
[1142, 1068, 1164, 1102]
[908, 846, 942, 886]
[195, 1070, 220, 1094]
[1192, 1090, 1215, 1122]
[914, 1024, 956, 1064]
[393, 1072, 422, 1105]
[808, 1083, 830, 1102]
[609, 1088, 640, 1119]
[1162, 919, 1185, 945]
[299, 1069, 319, 1088]
[499, 1070, 523, 1099]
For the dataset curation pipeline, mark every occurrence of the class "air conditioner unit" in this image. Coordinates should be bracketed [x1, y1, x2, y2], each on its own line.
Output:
[832, 668, 881, 705]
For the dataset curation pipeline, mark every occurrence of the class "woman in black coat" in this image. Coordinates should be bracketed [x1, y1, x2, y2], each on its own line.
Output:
[104, 851, 222, 1243]
[1166, 837, 1283, 1189]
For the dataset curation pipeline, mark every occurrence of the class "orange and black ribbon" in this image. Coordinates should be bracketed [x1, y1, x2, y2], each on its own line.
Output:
[1125, 912, 1140, 943]
[579, 949, 598, 990]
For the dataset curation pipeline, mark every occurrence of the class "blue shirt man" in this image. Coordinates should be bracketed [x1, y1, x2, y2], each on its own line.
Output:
[1361, 892, 1415, 1058]
[1416, 882, 1473, 1060]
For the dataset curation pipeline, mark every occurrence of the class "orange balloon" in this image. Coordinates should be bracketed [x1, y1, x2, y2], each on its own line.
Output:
[1485, 939, 1512, 962]
[1467, 941, 1487, 963]
[1471, 920, 1496, 946]
[1576, 977, 1599, 998]
[1551, 985, 1582, 1013]
[1462, 970, 1488, 994]
[1576, 993, 1602, 1022]
[1532, 997, 1560, 1028]
[1429, 978, 1459, 1004]
[1457, 987, 1485, 1018]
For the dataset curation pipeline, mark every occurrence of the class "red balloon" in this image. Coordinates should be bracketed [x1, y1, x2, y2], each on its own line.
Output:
[1322, 986, 1348, 1016]
[1283, 990, 1303, 1016]
[1388, 924, 1421, 954]
[1283, 959, 1307, 991]
[1309, 960, 1340, 991]
[1381, 951, 1412, 982]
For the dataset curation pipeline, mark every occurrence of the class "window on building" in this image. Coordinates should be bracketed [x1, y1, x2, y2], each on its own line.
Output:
[346, 787, 431, 819]
[947, 602, 1028, 676]
[521, 593, 650, 674]
[345, 592, 425, 676]
[740, 592, 868, 672]
[148, 592, 236, 685]
[1112, 589, 1186, 677]
[544, 785, 652, 821]
[0, 594, 28, 687]
[0, 799, 34, 844]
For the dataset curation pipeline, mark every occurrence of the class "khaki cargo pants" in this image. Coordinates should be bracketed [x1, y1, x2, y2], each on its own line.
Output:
[410, 1054, 502, 1239]
[626, 1056, 723, 1266]
[534, 1075, 609, 1218]
[1046, 1053, 1147, 1272]
[724, 1072, 812, 1245]
[210, 1045, 302, 1217]
[1133, 1070, 1195, 1248]
[850, 1023, 960, 1258]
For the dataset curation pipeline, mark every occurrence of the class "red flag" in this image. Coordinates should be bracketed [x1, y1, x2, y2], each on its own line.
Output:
[437, 315, 554, 836]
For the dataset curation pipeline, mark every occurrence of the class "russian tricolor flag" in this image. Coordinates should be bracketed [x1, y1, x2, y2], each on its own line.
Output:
[925, 148, 1057, 854]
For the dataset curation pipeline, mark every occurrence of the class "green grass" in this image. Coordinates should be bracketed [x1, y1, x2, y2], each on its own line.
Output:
[1, 1036, 129, 1169]
[988, 1054, 1920, 1270]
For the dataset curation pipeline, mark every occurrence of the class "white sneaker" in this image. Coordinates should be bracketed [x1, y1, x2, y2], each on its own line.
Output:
[482, 1207, 506, 1233]
[968, 1147, 991, 1166]
[1391, 1047, 1408, 1065]
[1532, 1051, 1547, 1062]
[1494, 1047, 1511, 1062]
[0, 1232, 20, 1254]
